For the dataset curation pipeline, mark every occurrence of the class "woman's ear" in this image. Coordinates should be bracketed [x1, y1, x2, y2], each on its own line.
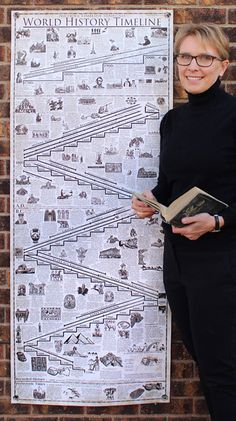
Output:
[220, 60, 229, 77]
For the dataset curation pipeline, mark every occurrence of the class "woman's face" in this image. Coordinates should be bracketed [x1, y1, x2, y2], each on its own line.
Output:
[177, 35, 229, 94]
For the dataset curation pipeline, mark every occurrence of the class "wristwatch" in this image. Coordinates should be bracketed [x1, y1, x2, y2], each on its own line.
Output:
[212, 214, 221, 232]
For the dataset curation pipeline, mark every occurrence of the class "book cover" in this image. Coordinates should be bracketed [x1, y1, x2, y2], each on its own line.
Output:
[168, 193, 228, 227]
[133, 188, 228, 227]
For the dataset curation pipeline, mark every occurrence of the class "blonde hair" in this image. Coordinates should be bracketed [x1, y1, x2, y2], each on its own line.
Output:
[174, 23, 230, 60]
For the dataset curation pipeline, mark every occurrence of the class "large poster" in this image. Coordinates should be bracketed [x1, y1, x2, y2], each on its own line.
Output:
[11, 10, 173, 406]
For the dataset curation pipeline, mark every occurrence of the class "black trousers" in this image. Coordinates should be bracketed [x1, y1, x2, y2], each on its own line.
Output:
[163, 237, 236, 421]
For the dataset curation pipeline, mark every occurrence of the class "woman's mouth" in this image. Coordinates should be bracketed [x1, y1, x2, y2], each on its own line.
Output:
[186, 76, 203, 80]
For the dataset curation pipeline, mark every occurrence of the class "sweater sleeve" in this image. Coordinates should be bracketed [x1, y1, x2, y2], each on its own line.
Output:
[220, 205, 236, 227]
[220, 115, 236, 227]
[151, 112, 172, 205]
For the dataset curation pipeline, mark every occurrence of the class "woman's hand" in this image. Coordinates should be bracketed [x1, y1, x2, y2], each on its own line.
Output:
[172, 213, 224, 240]
[131, 190, 156, 219]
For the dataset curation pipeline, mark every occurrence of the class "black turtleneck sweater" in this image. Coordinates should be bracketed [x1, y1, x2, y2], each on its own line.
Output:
[152, 78, 236, 250]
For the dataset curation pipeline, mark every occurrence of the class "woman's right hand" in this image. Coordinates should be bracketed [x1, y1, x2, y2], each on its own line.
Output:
[131, 190, 156, 219]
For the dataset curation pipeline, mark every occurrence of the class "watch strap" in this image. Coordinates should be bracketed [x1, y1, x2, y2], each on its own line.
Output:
[212, 214, 221, 232]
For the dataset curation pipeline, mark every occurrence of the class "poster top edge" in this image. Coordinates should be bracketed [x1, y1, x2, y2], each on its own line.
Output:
[11, 9, 173, 16]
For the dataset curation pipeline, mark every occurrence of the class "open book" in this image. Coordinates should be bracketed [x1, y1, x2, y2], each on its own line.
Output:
[133, 186, 228, 227]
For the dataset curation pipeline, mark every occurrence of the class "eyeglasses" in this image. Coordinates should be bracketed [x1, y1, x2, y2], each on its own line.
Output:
[175, 53, 224, 67]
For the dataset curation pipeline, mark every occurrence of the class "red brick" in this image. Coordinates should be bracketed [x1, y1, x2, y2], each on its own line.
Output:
[171, 361, 195, 379]
[114, 0, 142, 3]
[226, 83, 236, 96]
[114, 418, 167, 421]
[0, 325, 9, 343]
[229, 9, 236, 24]
[28, 406, 49, 415]
[171, 380, 202, 397]
[228, 65, 236, 80]
[0, 85, 5, 100]
[194, 398, 210, 415]
[199, 0, 215, 4]
[87, 405, 139, 415]
[0, 180, 10, 195]
[230, 46, 236, 62]
[0, 46, 4, 63]
[0, 344, 5, 359]
[169, 0, 196, 3]
[0, 121, 7, 138]
[172, 321, 187, 342]
[0, 27, 10, 43]
[169, 417, 210, 421]
[32, 405, 84, 414]
[0, 234, 5, 250]
[174, 10, 190, 24]
[0, 288, 10, 304]
[174, 8, 226, 24]
[0, 9, 5, 25]
[0, 401, 30, 415]
[0, 121, 4, 137]
[5, 82, 10, 101]
[0, 198, 5, 213]
[0, 361, 10, 377]
[0, 161, 6, 176]
[6, 197, 10, 213]
[144, 0, 168, 3]
[66, 1, 95, 4]
[5, 121, 10, 140]
[172, 342, 193, 360]
[0, 196, 7, 214]
[225, 27, 236, 43]
[6, 160, 10, 176]
[0, 269, 7, 285]
[200, 0, 236, 3]
[140, 398, 193, 414]
[0, 381, 4, 395]
[5, 233, 9, 251]
[5, 306, 10, 323]
[5, 343, 10, 359]
[0, 141, 10, 156]
[5, 378, 10, 395]
[0, 216, 10, 231]
[0, 65, 10, 81]
[0, 0, 31, 4]
[61, 418, 112, 421]
[0, 252, 10, 267]
[7, 419, 58, 421]
[0, 103, 10, 118]
[0, 309, 4, 323]
[6, 45, 11, 63]
[89, 0, 115, 3]
[34, 0, 68, 3]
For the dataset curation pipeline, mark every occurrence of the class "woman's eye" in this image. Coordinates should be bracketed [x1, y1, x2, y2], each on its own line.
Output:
[181, 54, 191, 59]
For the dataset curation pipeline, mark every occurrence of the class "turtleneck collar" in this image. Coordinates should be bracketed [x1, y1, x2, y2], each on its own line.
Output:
[187, 77, 223, 106]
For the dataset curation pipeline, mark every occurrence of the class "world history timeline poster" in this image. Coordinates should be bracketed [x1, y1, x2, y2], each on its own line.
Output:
[11, 9, 173, 405]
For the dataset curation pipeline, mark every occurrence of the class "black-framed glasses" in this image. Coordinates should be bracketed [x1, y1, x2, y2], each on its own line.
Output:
[175, 53, 224, 67]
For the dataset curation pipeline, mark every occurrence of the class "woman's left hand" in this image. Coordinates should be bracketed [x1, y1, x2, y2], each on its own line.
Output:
[172, 213, 218, 240]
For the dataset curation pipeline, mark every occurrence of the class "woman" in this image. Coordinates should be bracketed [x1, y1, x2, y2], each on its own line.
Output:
[132, 23, 236, 421]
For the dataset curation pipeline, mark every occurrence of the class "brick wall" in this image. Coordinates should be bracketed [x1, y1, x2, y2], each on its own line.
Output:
[0, 0, 235, 420]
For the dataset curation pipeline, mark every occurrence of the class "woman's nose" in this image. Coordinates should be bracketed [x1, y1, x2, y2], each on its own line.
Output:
[187, 57, 200, 69]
